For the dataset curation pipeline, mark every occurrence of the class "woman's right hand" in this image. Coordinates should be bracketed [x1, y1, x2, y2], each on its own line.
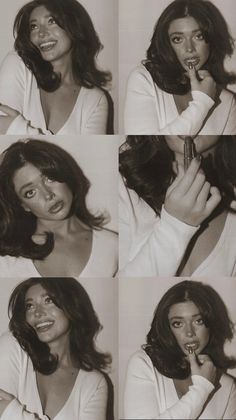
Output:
[164, 158, 221, 226]
[188, 352, 216, 385]
[188, 67, 216, 100]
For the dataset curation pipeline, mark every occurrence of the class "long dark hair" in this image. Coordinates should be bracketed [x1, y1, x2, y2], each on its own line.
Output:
[8, 277, 111, 375]
[144, 280, 236, 379]
[0, 139, 105, 259]
[13, 0, 111, 92]
[119, 135, 226, 215]
[214, 135, 236, 205]
[144, 0, 236, 94]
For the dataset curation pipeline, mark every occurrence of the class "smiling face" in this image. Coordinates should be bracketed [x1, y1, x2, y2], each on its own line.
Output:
[13, 162, 73, 222]
[29, 5, 72, 64]
[25, 283, 70, 345]
[168, 16, 210, 72]
[168, 300, 210, 356]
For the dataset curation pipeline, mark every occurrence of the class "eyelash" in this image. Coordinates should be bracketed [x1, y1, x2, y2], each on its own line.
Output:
[23, 177, 55, 199]
[171, 318, 204, 328]
[170, 33, 204, 44]
[25, 296, 53, 311]
[29, 17, 56, 32]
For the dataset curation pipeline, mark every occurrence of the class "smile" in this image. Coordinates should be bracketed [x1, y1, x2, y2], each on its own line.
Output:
[49, 200, 64, 214]
[39, 41, 57, 51]
[35, 321, 54, 332]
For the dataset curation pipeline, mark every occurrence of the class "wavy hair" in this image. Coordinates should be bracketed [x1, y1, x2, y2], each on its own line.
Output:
[0, 139, 105, 259]
[144, 0, 236, 94]
[214, 135, 236, 205]
[8, 277, 111, 374]
[143, 280, 236, 379]
[13, 0, 111, 92]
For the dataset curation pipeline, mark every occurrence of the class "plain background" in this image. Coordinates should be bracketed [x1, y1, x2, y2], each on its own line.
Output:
[0, 277, 118, 419]
[0, 135, 119, 232]
[119, 0, 236, 131]
[119, 276, 236, 417]
[0, 0, 118, 132]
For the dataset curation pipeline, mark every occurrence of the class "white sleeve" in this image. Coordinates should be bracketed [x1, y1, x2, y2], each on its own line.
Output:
[223, 379, 236, 419]
[6, 115, 49, 135]
[1, 399, 48, 420]
[223, 94, 236, 134]
[0, 332, 21, 396]
[82, 91, 108, 134]
[124, 66, 214, 135]
[119, 177, 198, 277]
[124, 352, 214, 420]
[80, 375, 108, 420]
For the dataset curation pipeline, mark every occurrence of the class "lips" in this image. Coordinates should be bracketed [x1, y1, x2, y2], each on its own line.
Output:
[184, 57, 200, 68]
[39, 41, 57, 52]
[35, 320, 54, 333]
[184, 341, 199, 353]
[49, 200, 64, 214]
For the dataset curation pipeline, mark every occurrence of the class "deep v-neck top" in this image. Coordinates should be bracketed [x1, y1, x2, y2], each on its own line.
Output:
[0, 228, 118, 278]
[0, 51, 108, 135]
[0, 332, 108, 420]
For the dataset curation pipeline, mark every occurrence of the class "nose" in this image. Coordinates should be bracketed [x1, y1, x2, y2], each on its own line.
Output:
[185, 38, 195, 53]
[185, 322, 196, 337]
[34, 304, 46, 318]
[38, 24, 49, 38]
[41, 185, 55, 201]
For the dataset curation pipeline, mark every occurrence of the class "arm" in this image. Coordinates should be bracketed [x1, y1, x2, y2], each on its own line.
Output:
[223, 94, 236, 134]
[124, 65, 215, 135]
[80, 375, 108, 420]
[82, 90, 108, 134]
[223, 379, 236, 419]
[124, 351, 214, 420]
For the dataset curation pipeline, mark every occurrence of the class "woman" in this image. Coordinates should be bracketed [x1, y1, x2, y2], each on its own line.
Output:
[124, 0, 236, 135]
[0, 0, 111, 135]
[0, 139, 118, 277]
[124, 280, 236, 419]
[0, 277, 111, 419]
[119, 135, 236, 276]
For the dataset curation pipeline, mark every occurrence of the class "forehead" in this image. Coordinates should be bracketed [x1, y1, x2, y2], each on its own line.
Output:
[168, 16, 200, 34]
[30, 5, 51, 20]
[12, 163, 41, 191]
[25, 283, 47, 300]
[168, 301, 200, 318]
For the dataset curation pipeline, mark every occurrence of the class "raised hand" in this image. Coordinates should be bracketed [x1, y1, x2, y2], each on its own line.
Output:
[188, 67, 216, 100]
[188, 352, 216, 385]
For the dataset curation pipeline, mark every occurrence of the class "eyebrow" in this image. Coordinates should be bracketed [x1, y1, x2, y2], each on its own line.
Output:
[29, 13, 53, 23]
[169, 313, 201, 321]
[169, 29, 202, 36]
[25, 292, 50, 303]
[19, 182, 34, 194]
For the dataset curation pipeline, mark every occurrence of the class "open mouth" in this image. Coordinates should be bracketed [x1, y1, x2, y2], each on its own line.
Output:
[39, 41, 57, 52]
[49, 200, 64, 214]
[35, 321, 54, 333]
[184, 57, 200, 69]
[184, 342, 199, 353]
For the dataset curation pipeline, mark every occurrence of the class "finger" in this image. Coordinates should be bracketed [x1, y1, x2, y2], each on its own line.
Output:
[187, 66, 198, 82]
[185, 172, 206, 201]
[188, 351, 199, 369]
[197, 70, 212, 79]
[176, 157, 202, 196]
[195, 181, 211, 207]
[166, 163, 184, 195]
[205, 186, 221, 215]
[0, 104, 18, 117]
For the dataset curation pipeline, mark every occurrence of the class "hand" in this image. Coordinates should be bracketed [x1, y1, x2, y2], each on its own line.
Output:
[164, 158, 221, 226]
[0, 104, 19, 134]
[188, 67, 216, 100]
[188, 352, 216, 385]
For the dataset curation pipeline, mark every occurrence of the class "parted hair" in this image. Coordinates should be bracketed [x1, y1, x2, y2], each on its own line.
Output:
[8, 277, 111, 374]
[13, 0, 111, 92]
[144, 0, 236, 94]
[143, 280, 236, 379]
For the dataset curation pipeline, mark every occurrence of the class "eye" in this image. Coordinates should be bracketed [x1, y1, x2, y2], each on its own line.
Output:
[29, 23, 38, 32]
[195, 32, 205, 41]
[44, 176, 55, 184]
[195, 317, 204, 325]
[24, 189, 36, 199]
[44, 295, 53, 304]
[170, 36, 183, 44]
[25, 302, 34, 312]
[48, 16, 56, 25]
[171, 321, 183, 328]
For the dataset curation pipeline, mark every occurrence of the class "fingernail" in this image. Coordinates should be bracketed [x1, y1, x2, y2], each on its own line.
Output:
[188, 63, 193, 70]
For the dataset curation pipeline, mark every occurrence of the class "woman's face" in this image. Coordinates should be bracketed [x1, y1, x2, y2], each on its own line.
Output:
[25, 283, 70, 345]
[168, 300, 210, 355]
[13, 162, 73, 221]
[29, 5, 72, 65]
[164, 135, 220, 161]
[168, 16, 210, 71]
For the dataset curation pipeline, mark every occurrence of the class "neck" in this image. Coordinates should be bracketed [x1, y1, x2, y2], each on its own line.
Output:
[49, 334, 74, 368]
[36, 215, 88, 236]
[52, 52, 76, 85]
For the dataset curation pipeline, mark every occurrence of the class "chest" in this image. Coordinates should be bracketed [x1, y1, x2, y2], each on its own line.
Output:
[173, 92, 193, 114]
[34, 230, 93, 277]
[40, 85, 80, 134]
[36, 369, 79, 419]
[173, 377, 192, 399]
[178, 211, 227, 276]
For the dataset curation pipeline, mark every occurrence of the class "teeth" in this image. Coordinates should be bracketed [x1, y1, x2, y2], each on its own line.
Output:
[185, 343, 198, 353]
[40, 41, 57, 49]
[36, 321, 53, 329]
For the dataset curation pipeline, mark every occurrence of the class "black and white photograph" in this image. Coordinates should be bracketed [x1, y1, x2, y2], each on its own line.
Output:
[0, 0, 118, 134]
[0, 135, 118, 278]
[0, 276, 118, 420]
[119, 0, 236, 134]
[119, 135, 236, 277]
[119, 276, 236, 419]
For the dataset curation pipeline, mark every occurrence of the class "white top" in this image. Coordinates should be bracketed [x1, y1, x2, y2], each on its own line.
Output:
[0, 51, 108, 135]
[0, 228, 118, 277]
[0, 331, 107, 420]
[119, 176, 236, 277]
[124, 65, 236, 135]
[124, 349, 236, 419]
